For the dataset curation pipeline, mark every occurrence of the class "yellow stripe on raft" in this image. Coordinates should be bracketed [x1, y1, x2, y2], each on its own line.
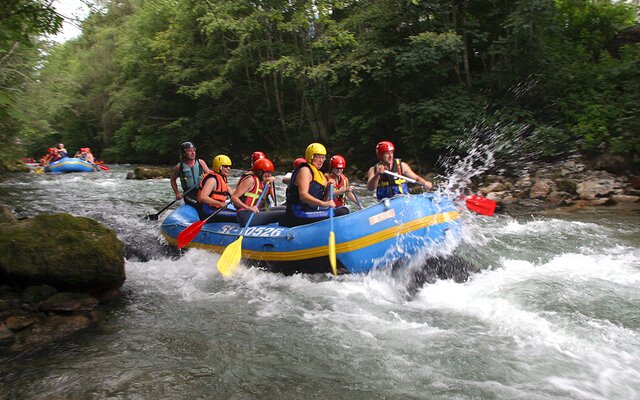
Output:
[163, 210, 460, 262]
[50, 161, 91, 167]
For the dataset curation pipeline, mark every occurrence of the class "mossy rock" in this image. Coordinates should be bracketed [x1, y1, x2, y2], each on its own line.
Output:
[0, 159, 30, 173]
[133, 166, 173, 179]
[0, 213, 125, 294]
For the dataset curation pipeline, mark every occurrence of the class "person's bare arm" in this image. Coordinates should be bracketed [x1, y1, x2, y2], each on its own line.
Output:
[231, 177, 259, 212]
[297, 168, 335, 208]
[170, 164, 182, 199]
[198, 178, 227, 208]
[366, 166, 379, 191]
[199, 159, 211, 174]
[401, 162, 433, 190]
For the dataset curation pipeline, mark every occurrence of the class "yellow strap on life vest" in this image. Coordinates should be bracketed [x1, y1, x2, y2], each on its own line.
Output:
[378, 159, 405, 192]
[309, 164, 327, 186]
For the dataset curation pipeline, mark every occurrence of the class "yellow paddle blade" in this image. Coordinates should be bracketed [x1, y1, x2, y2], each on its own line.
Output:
[328, 231, 337, 276]
[217, 236, 243, 277]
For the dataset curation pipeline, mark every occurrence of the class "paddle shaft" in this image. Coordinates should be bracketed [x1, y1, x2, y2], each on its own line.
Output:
[239, 182, 270, 235]
[382, 170, 418, 184]
[216, 183, 271, 277]
[148, 185, 197, 219]
[202, 200, 230, 223]
[177, 200, 230, 248]
[384, 170, 496, 215]
[352, 190, 363, 209]
[328, 185, 337, 275]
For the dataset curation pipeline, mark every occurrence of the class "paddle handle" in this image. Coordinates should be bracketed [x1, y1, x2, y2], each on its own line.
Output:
[382, 170, 418, 184]
[239, 183, 270, 235]
[203, 199, 231, 222]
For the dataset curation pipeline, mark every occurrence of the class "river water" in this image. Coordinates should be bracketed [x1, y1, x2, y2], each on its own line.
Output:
[1, 166, 639, 399]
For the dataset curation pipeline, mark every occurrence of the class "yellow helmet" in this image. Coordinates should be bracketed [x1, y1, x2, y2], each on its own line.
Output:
[305, 143, 327, 162]
[212, 154, 232, 173]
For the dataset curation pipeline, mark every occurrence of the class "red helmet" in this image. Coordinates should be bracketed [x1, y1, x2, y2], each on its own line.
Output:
[85, 147, 91, 152]
[376, 141, 395, 159]
[293, 157, 306, 169]
[48, 147, 56, 154]
[251, 151, 266, 164]
[252, 158, 274, 173]
[329, 155, 346, 169]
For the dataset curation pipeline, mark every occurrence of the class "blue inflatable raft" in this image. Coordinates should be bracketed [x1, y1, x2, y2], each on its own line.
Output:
[45, 157, 97, 173]
[161, 194, 461, 274]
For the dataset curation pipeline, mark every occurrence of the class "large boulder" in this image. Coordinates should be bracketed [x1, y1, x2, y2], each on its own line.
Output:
[0, 213, 125, 294]
[130, 166, 173, 179]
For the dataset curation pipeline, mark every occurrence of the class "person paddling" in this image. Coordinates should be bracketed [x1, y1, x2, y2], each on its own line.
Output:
[197, 154, 237, 222]
[231, 158, 284, 227]
[171, 142, 210, 208]
[280, 143, 347, 227]
[249, 150, 277, 207]
[325, 155, 363, 211]
[366, 140, 432, 200]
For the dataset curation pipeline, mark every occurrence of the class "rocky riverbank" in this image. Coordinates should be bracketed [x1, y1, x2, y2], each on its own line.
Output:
[458, 160, 639, 212]
[0, 209, 125, 353]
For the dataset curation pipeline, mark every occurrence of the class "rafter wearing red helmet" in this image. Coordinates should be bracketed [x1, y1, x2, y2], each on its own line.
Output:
[325, 155, 363, 210]
[248, 151, 276, 206]
[366, 140, 432, 200]
[231, 157, 285, 226]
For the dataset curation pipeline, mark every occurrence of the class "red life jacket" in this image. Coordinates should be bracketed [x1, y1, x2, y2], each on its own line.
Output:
[238, 172, 266, 208]
[326, 173, 348, 207]
[198, 171, 229, 207]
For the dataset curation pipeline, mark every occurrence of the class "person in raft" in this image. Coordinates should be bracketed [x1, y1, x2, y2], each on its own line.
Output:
[280, 143, 348, 227]
[56, 143, 68, 158]
[41, 147, 59, 166]
[171, 141, 210, 208]
[231, 158, 285, 227]
[282, 157, 306, 185]
[196, 154, 237, 222]
[250, 150, 278, 207]
[366, 140, 433, 200]
[325, 155, 363, 211]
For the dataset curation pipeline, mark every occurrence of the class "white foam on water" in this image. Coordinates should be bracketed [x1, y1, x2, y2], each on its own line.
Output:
[408, 249, 640, 399]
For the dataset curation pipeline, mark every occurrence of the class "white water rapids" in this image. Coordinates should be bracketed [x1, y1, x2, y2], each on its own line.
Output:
[0, 166, 639, 399]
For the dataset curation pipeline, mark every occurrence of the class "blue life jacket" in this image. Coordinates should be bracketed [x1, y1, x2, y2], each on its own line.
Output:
[375, 158, 409, 200]
[286, 163, 330, 218]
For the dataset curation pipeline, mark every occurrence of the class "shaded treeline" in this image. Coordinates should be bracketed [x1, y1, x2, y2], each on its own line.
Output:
[2, 0, 639, 172]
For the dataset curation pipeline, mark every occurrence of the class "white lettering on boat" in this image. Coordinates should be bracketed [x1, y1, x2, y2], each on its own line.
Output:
[369, 209, 396, 225]
[219, 225, 240, 234]
[244, 227, 285, 237]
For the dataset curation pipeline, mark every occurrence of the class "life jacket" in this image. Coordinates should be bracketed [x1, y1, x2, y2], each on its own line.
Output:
[375, 158, 409, 200]
[286, 162, 329, 217]
[179, 160, 203, 192]
[238, 172, 268, 209]
[198, 171, 229, 207]
[326, 173, 348, 208]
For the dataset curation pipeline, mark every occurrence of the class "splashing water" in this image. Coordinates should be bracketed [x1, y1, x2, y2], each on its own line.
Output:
[0, 165, 639, 399]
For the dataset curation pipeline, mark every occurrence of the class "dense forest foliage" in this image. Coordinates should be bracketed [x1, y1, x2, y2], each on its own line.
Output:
[2, 0, 639, 173]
